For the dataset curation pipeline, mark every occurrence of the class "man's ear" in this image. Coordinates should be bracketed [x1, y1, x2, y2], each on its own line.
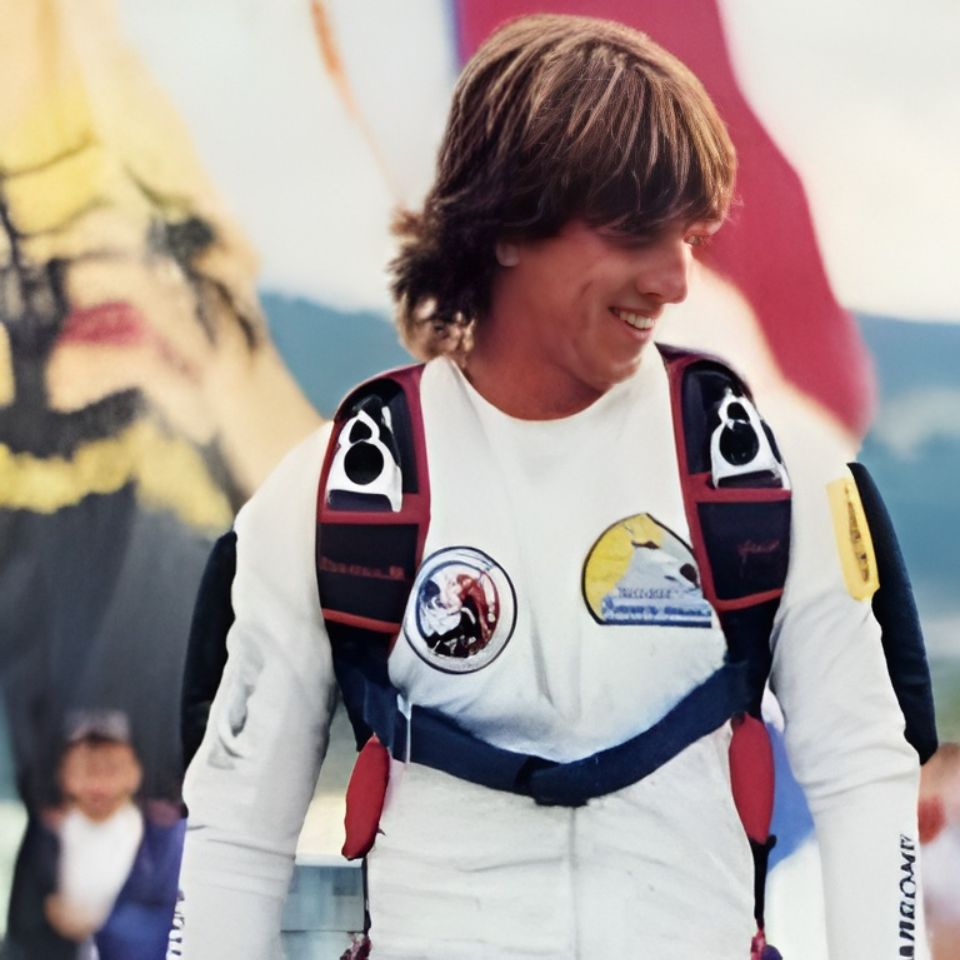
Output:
[495, 242, 520, 267]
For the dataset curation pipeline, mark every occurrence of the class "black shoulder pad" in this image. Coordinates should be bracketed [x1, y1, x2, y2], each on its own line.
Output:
[848, 462, 938, 763]
[180, 530, 237, 771]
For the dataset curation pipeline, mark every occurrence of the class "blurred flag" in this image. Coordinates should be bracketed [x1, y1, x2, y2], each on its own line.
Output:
[0, 0, 319, 952]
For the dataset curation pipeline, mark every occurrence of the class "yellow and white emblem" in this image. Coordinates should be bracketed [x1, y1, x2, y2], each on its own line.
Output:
[582, 513, 713, 627]
[827, 474, 880, 601]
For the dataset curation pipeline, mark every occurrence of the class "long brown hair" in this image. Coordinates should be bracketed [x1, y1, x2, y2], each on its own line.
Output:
[390, 14, 736, 359]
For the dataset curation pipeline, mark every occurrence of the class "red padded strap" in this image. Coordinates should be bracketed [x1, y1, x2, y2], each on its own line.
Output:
[342, 735, 391, 860]
[729, 714, 775, 843]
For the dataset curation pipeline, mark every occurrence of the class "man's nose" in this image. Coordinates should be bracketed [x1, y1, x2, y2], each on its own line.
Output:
[636, 239, 691, 305]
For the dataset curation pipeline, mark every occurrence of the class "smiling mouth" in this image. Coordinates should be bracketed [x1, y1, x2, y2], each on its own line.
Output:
[610, 307, 657, 331]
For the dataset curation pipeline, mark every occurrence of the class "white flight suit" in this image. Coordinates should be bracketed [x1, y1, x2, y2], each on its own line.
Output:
[179, 355, 928, 959]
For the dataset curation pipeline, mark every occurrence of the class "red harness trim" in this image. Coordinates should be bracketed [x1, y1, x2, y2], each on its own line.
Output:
[662, 350, 788, 611]
[317, 364, 431, 651]
[315, 500, 429, 526]
[661, 347, 783, 948]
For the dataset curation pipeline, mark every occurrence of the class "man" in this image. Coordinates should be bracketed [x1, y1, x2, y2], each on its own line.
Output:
[179, 15, 929, 958]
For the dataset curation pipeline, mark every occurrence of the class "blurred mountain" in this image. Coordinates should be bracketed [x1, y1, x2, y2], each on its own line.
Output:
[262, 293, 407, 419]
[857, 315, 960, 640]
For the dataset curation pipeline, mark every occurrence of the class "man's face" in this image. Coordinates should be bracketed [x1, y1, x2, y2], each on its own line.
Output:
[59, 741, 143, 822]
[492, 218, 721, 405]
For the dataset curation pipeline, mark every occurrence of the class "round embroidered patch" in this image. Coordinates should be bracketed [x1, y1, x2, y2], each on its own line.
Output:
[404, 546, 516, 673]
[582, 513, 713, 627]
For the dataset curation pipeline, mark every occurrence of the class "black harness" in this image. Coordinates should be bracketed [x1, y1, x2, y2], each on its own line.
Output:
[315, 348, 792, 946]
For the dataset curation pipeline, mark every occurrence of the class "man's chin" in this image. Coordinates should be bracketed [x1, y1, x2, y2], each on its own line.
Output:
[597, 352, 647, 391]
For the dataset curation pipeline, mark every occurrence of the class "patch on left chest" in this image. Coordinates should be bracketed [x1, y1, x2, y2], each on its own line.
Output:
[582, 513, 713, 627]
[403, 546, 517, 673]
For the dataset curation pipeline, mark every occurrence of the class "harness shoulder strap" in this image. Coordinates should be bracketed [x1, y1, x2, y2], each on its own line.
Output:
[657, 344, 792, 709]
[316, 364, 429, 630]
[658, 345, 792, 948]
[316, 363, 430, 747]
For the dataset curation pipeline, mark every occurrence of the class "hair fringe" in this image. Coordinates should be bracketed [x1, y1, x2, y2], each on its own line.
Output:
[389, 14, 736, 359]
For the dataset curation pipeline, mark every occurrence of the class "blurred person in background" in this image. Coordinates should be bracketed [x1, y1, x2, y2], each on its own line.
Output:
[5, 711, 182, 960]
[43, 714, 144, 950]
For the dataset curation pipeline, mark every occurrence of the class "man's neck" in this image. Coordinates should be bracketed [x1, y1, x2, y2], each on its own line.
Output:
[462, 338, 603, 420]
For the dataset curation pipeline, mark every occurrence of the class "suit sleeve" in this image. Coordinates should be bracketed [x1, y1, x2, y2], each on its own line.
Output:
[176, 422, 337, 960]
[769, 426, 930, 959]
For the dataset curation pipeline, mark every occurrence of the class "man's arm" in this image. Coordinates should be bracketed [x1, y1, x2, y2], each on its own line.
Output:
[770, 431, 930, 959]
[177, 423, 337, 960]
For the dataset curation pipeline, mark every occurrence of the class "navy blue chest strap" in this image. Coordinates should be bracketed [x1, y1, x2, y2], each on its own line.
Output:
[338, 655, 751, 807]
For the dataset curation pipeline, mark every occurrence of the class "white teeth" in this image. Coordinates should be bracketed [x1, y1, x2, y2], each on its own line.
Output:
[612, 308, 654, 331]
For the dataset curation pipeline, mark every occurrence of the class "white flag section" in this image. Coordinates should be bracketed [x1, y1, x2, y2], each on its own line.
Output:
[722, 1, 960, 324]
